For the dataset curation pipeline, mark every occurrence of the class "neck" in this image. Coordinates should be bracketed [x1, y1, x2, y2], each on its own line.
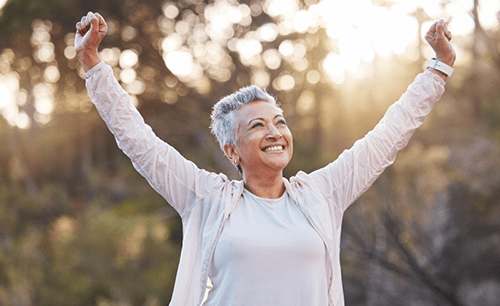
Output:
[242, 170, 285, 199]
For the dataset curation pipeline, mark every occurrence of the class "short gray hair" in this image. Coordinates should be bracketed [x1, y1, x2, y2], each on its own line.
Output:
[210, 85, 279, 151]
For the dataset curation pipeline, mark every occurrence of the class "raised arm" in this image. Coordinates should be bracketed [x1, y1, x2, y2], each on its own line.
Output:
[75, 12, 224, 217]
[306, 20, 455, 212]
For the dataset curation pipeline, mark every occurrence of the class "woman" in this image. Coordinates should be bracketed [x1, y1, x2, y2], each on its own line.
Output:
[75, 12, 455, 306]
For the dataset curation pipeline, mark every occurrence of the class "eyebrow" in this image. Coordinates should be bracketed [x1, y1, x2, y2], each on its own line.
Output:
[247, 114, 285, 126]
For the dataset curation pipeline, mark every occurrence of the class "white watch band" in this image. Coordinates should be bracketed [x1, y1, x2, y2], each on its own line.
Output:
[427, 58, 454, 77]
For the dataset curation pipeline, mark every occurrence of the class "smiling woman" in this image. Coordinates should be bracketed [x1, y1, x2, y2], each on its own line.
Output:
[75, 10, 455, 306]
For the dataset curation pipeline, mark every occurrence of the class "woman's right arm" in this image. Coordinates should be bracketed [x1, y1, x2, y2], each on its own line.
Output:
[76, 12, 223, 217]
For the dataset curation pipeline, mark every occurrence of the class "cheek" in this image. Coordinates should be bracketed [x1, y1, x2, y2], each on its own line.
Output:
[284, 128, 293, 142]
[236, 135, 260, 156]
[285, 130, 293, 153]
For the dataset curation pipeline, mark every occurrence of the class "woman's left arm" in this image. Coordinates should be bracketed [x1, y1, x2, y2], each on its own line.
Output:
[308, 20, 455, 212]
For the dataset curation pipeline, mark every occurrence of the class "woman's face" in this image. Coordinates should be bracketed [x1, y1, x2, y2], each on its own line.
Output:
[226, 100, 293, 176]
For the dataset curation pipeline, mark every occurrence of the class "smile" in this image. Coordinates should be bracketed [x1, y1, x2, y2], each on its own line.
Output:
[264, 145, 284, 152]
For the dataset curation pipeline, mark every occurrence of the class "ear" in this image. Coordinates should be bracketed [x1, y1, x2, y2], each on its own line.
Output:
[223, 143, 238, 164]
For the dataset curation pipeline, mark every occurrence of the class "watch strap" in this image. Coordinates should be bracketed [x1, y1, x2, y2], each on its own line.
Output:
[427, 58, 454, 77]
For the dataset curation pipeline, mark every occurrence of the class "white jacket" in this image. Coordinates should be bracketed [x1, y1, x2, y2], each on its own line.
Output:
[85, 61, 445, 306]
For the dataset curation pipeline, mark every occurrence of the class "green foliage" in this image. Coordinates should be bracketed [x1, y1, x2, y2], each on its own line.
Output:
[483, 94, 500, 140]
[114, 192, 166, 216]
[0, 185, 181, 305]
[39, 206, 180, 306]
[0, 0, 70, 34]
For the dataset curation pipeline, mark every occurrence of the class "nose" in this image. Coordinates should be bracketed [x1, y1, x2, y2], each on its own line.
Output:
[266, 124, 283, 140]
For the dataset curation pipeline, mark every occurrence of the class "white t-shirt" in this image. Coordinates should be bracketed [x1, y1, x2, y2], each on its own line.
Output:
[204, 189, 329, 306]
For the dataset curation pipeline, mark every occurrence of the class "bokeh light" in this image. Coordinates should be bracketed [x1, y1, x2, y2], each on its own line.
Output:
[0, 82, 12, 110]
[163, 50, 194, 77]
[15, 111, 31, 129]
[257, 23, 279, 42]
[119, 49, 139, 69]
[0, 0, 498, 130]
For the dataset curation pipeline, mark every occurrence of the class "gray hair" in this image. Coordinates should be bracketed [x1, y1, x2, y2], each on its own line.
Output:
[210, 85, 279, 151]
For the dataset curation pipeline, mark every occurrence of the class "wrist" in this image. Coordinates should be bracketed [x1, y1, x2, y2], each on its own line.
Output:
[427, 58, 454, 81]
[78, 50, 101, 72]
[436, 55, 455, 67]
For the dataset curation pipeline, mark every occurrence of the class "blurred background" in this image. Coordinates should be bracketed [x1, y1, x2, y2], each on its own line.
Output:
[0, 0, 499, 305]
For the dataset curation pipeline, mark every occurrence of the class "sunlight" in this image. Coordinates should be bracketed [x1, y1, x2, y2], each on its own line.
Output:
[44, 66, 60, 83]
[159, 0, 500, 87]
[257, 23, 279, 42]
[236, 38, 262, 64]
[314, 0, 420, 82]
[477, 0, 500, 29]
[264, 0, 298, 18]
[0, 72, 19, 117]
[323, 53, 345, 85]
[301, 0, 500, 84]
[16, 111, 31, 129]
[293, 10, 314, 34]
[0, 82, 11, 110]
[205, 2, 251, 43]
[35, 97, 54, 115]
[163, 49, 194, 77]
[119, 49, 139, 69]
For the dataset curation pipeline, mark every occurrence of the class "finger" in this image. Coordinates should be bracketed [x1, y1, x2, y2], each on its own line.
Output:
[425, 21, 438, 43]
[436, 19, 446, 39]
[81, 16, 90, 33]
[76, 21, 88, 36]
[445, 19, 453, 41]
[79, 16, 91, 35]
[445, 30, 452, 41]
[424, 24, 435, 43]
[82, 12, 95, 28]
[76, 20, 88, 36]
[427, 21, 438, 36]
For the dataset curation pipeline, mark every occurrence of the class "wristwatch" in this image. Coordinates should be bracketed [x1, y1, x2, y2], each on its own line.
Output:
[427, 58, 454, 77]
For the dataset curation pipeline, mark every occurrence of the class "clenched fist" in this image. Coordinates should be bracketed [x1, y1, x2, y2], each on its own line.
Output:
[75, 12, 107, 72]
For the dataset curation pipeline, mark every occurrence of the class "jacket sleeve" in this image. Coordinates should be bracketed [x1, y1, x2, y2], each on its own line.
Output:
[84, 61, 224, 218]
[307, 70, 446, 213]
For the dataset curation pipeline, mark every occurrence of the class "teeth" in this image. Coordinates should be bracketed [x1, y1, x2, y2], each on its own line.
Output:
[265, 146, 283, 152]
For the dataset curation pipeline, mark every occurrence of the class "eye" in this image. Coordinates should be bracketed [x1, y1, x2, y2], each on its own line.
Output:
[251, 122, 264, 129]
[277, 119, 287, 125]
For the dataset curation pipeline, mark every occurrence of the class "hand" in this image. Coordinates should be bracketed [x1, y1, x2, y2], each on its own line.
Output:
[75, 12, 107, 72]
[425, 20, 456, 67]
